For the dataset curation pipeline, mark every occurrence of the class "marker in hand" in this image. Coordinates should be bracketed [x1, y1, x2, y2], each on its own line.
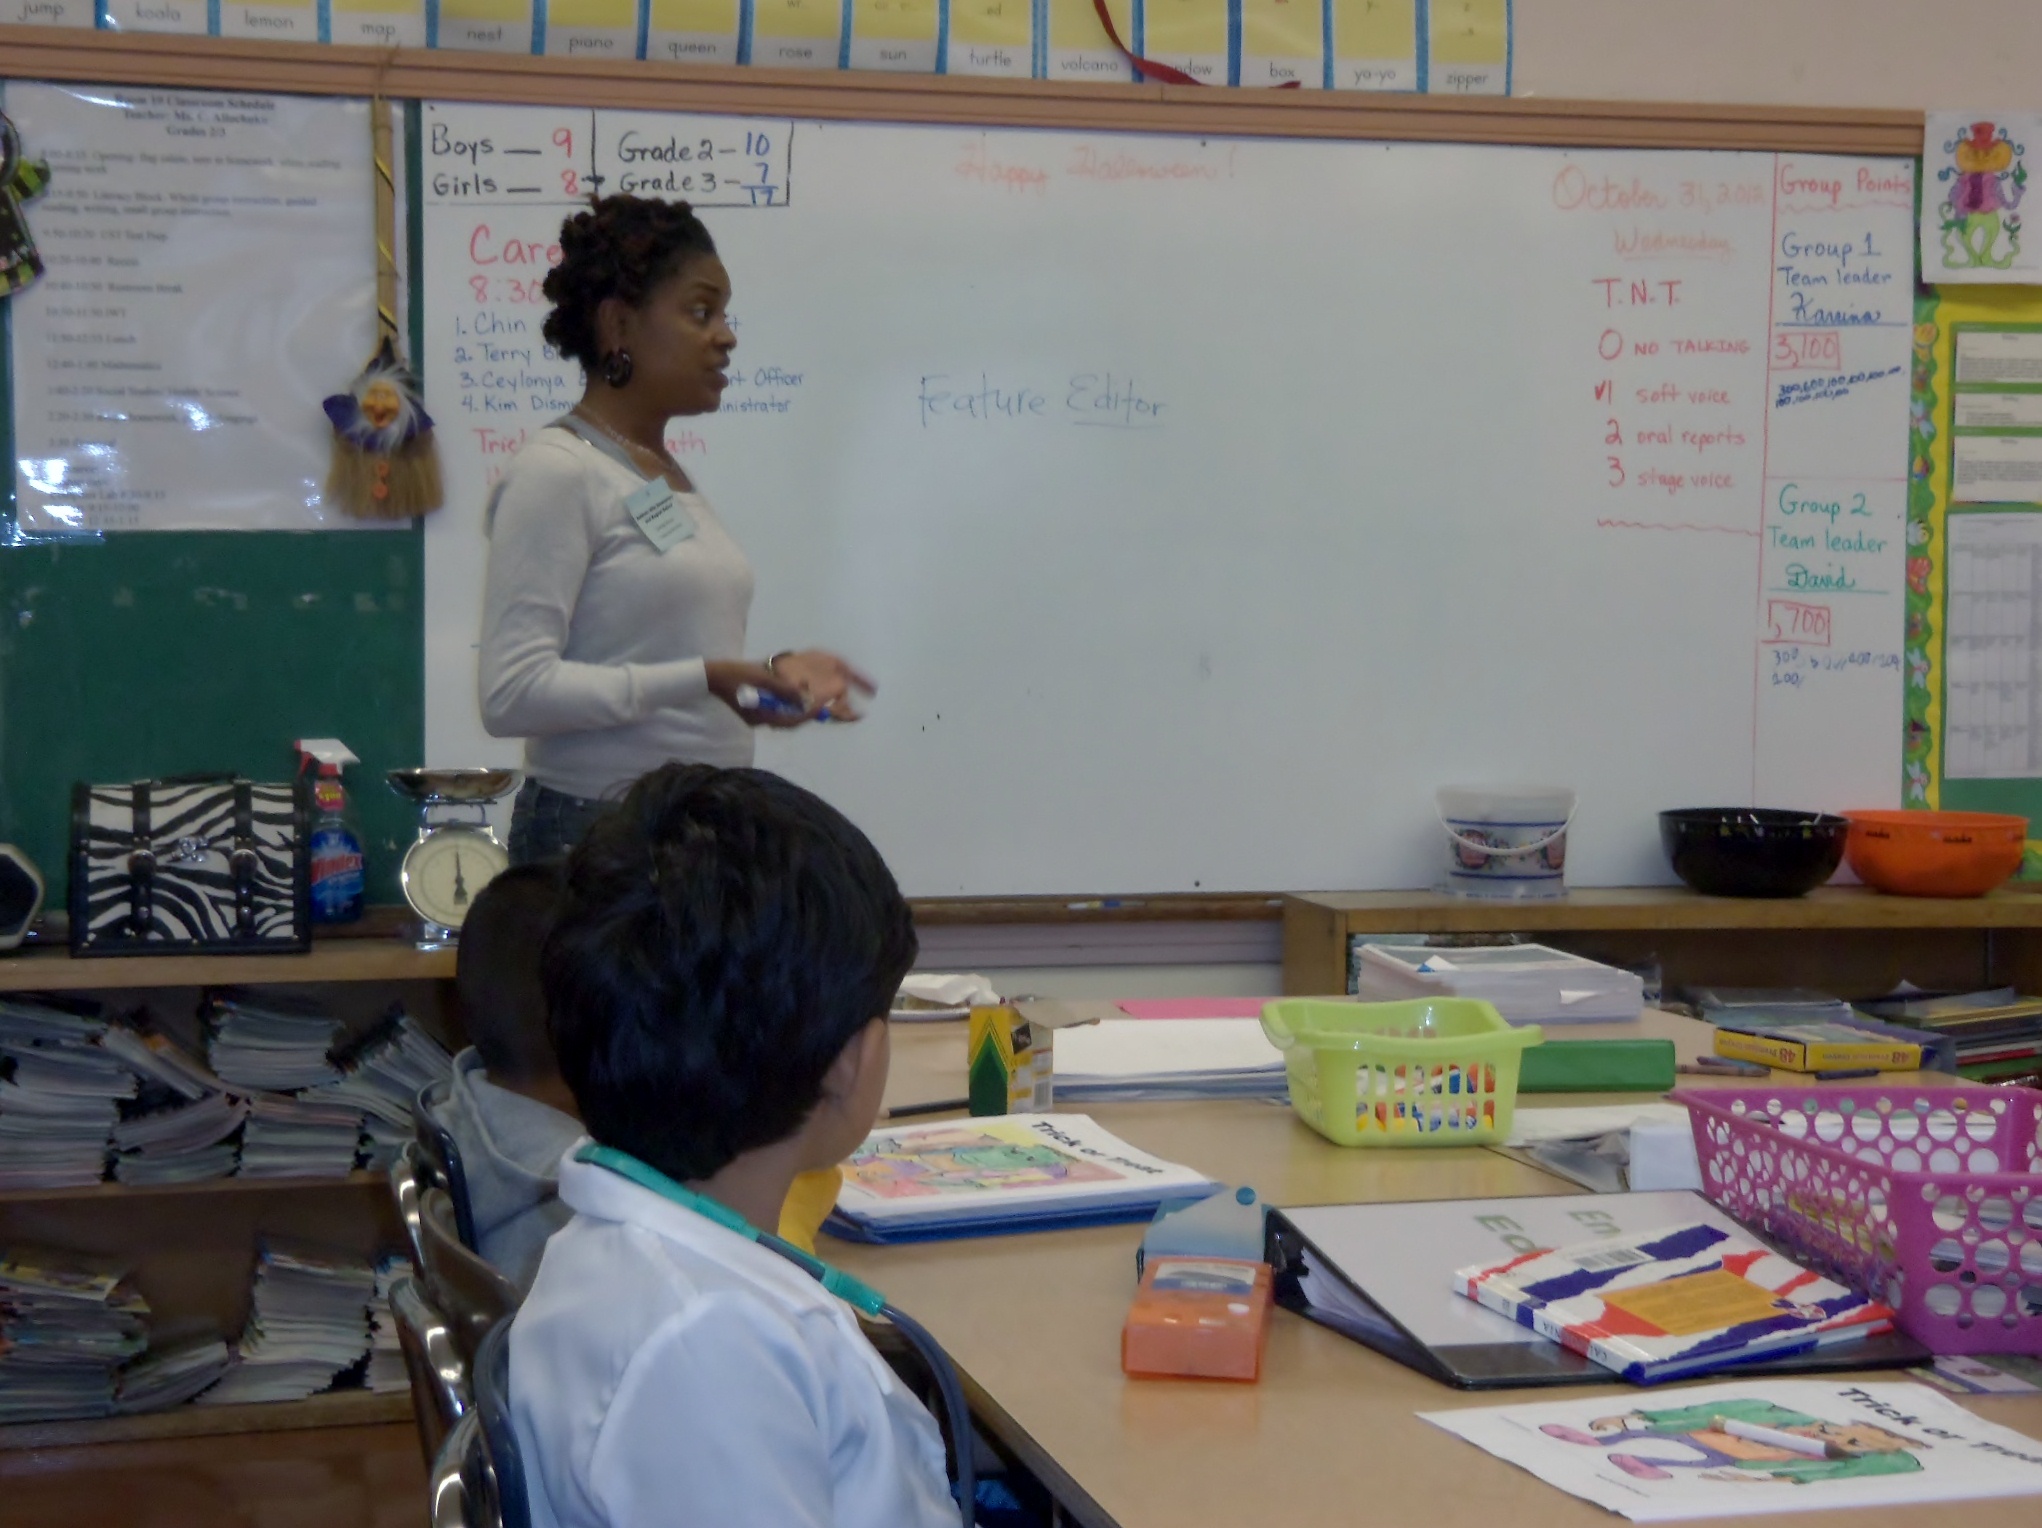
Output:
[734, 682, 834, 722]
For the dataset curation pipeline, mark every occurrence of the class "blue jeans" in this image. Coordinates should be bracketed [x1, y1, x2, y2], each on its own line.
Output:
[507, 780, 613, 866]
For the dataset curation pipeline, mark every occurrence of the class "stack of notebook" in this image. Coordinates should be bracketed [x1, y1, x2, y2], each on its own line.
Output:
[0, 999, 136, 1190]
[1860, 987, 2042, 1083]
[115, 1327, 233, 1413]
[238, 1092, 366, 1180]
[0, 1245, 150, 1422]
[1052, 1019, 1286, 1103]
[311, 1009, 454, 1171]
[204, 992, 344, 1093]
[111, 1092, 249, 1185]
[200, 1241, 377, 1406]
[1354, 943, 1644, 1025]
[825, 1114, 1215, 1244]
[365, 1256, 410, 1395]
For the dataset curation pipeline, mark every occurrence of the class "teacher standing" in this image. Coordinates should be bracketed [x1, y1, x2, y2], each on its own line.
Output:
[479, 195, 872, 864]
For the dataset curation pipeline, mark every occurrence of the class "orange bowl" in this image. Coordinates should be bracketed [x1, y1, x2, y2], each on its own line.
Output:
[1842, 810, 2028, 897]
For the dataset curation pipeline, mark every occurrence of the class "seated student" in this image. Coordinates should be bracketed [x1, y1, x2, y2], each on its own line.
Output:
[512, 763, 957, 1528]
[432, 863, 585, 1294]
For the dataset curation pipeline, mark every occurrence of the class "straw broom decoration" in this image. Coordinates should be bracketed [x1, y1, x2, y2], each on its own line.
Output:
[323, 98, 443, 519]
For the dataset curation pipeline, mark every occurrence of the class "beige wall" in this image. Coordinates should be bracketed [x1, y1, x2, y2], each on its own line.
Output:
[1515, 0, 2041, 109]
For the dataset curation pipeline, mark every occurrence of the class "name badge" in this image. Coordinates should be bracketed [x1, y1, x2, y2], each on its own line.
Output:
[623, 478, 696, 552]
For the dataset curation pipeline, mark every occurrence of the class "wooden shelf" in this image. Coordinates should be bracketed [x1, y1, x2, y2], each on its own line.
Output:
[0, 1388, 412, 1452]
[0, 1171, 386, 1207]
[1287, 885, 2042, 932]
[0, 938, 453, 992]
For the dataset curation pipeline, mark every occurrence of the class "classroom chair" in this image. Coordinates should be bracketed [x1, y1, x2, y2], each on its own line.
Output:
[419, 1184, 521, 1369]
[390, 1265, 469, 1467]
[414, 1080, 481, 1251]
[428, 1319, 529, 1528]
[390, 1140, 431, 1271]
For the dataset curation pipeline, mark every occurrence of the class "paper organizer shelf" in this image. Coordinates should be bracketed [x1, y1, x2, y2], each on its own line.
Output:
[1676, 1085, 2042, 1355]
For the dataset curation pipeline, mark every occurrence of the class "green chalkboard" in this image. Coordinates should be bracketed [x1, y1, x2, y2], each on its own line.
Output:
[0, 530, 425, 908]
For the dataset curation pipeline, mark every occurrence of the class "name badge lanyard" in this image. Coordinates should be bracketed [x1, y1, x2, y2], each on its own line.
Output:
[550, 415, 697, 552]
[577, 1143, 977, 1528]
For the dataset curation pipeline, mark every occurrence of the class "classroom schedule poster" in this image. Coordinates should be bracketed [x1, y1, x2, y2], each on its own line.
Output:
[6, 84, 380, 532]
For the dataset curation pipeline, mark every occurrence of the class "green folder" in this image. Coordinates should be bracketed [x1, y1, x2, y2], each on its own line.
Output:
[1517, 1038, 1676, 1093]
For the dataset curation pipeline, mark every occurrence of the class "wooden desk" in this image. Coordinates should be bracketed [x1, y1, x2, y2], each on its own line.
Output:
[839, 1015, 2042, 1528]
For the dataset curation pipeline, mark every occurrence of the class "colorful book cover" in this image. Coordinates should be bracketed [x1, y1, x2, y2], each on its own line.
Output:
[845, 0, 939, 72]
[540, 0, 640, 57]
[1327, 0, 1417, 91]
[1456, 1222, 1892, 1384]
[642, 0, 738, 63]
[328, 0, 428, 46]
[830, 1113, 1213, 1231]
[1713, 1023, 1920, 1073]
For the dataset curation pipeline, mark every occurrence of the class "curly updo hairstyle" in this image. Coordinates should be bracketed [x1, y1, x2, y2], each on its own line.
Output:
[541, 195, 719, 373]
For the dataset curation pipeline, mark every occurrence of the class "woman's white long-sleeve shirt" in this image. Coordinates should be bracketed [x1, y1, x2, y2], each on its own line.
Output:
[478, 427, 755, 801]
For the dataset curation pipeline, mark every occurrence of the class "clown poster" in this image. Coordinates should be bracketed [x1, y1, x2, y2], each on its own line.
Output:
[1425, 1380, 2042, 1521]
[1926, 113, 2038, 283]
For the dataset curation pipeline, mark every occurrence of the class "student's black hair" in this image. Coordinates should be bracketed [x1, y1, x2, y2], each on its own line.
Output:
[454, 862, 565, 1086]
[541, 195, 719, 372]
[543, 764, 917, 1183]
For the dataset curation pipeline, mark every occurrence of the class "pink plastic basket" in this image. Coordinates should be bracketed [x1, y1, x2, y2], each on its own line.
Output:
[1673, 1085, 2042, 1355]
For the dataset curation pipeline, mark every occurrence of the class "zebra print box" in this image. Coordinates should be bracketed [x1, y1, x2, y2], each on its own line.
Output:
[69, 778, 311, 955]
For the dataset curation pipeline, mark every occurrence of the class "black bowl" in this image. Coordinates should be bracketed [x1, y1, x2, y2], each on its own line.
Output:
[1659, 808, 1849, 898]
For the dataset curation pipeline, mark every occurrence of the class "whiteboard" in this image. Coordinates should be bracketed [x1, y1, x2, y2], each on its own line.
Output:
[418, 105, 1915, 896]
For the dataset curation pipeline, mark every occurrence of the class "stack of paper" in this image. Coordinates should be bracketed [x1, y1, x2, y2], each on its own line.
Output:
[1456, 1221, 1893, 1384]
[825, 1114, 1216, 1244]
[200, 1241, 376, 1405]
[0, 1246, 149, 1422]
[1053, 1018, 1286, 1102]
[365, 1255, 409, 1394]
[98, 1015, 224, 1102]
[205, 992, 343, 1092]
[112, 1092, 249, 1185]
[310, 1008, 454, 1170]
[0, 1000, 136, 1189]
[238, 1092, 365, 1180]
[115, 1326, 232, 1413]
[1354, 943, 1643, 1025]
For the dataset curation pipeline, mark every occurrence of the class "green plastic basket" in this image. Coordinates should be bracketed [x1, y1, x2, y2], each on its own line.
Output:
[1259, 998, 1543, 1148]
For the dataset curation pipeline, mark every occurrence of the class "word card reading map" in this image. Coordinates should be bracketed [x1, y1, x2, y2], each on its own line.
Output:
[7, 84, 375, 532]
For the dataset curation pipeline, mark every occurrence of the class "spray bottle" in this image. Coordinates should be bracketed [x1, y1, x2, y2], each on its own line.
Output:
[296, 738, 364, 925]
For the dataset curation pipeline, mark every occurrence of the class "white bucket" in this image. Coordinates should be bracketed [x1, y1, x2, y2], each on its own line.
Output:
[1437, 786, 1576, 900]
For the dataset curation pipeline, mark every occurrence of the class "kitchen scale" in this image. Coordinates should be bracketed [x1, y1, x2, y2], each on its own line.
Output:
[387, 768, 519, 946]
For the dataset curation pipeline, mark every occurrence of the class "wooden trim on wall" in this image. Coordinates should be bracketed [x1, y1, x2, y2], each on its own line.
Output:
[910, 894, 1284, 925]
[3, 29, 1923, 154]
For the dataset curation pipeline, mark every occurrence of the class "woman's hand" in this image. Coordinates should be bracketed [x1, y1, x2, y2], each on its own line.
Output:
[705, 660, 811, 728]
[767, 650, 877, 722]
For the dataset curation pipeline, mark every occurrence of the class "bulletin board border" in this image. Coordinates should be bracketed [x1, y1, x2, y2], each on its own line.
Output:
[0, 26, 1923, 153]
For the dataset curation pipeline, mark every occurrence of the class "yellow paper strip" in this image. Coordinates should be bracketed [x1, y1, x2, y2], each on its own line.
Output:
[1142, 0, 1227, 58]
[1239, 0, 1320, 84]
[949, 0, 1031, 49]
[752, 0, 841, 41]
[852, 0, 938, 45]
[647, 0, 737, 30]
[1335, 0, 1415, 60]
[1047, 0, 1127, 52]
[437, 0, 531, 24]
[1429, 0, 1508, 67]
[545, 0, 636, 31]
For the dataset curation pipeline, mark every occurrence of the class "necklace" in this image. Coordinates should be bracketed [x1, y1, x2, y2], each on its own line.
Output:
[572, 406, 679, 475]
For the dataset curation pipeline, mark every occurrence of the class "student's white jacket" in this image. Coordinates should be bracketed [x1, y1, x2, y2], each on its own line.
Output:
[510, 1152, 960, 1528]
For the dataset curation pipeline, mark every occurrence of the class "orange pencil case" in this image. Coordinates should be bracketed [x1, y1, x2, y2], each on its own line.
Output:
[1121, 1256, 1272, 1382]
